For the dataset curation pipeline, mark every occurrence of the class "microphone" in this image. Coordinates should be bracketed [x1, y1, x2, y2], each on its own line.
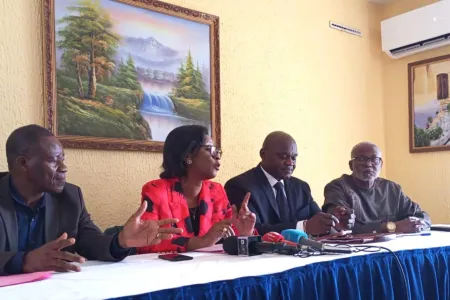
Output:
[223, 236, 302, 256]
[262, 232, 299, 247]
[281, 229, 353, 254]
[281, 229, 325, 250]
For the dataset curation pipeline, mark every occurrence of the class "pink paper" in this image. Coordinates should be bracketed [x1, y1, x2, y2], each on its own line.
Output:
[0, 272, 52, 287]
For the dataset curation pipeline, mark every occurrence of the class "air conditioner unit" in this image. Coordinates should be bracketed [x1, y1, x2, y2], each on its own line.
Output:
[381, 0, 450, 59]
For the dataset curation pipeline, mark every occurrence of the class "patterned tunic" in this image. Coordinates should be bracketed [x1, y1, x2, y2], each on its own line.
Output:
[137, 178, 234, 253]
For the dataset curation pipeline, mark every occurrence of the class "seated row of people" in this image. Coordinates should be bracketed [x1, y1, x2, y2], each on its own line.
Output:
[0, 124, 430, 275]
[137, 126, 429, 254]
[226, 131, 429, 236]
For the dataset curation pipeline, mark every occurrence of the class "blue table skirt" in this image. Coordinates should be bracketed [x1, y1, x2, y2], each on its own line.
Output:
[112, 246, 450, 300]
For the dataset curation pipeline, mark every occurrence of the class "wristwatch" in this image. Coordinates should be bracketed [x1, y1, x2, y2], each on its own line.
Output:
[386, 221, 396, 233]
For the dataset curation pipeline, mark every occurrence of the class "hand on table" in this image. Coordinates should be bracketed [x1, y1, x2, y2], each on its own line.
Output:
[305, 212, 340, 235]
[332, 206, 356, 231]
[23, 233, 85, 273]
[395, 217, 426, 233]
[118, 201, 183, 248]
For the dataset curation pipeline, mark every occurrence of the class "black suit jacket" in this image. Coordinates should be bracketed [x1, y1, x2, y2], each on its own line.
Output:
[0, 173, 123, 275]
[224, 166, 321, 235]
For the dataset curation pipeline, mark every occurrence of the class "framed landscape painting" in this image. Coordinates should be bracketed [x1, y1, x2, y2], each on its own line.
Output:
[43, 0, 220, 151]
[409, 54, 450, 153]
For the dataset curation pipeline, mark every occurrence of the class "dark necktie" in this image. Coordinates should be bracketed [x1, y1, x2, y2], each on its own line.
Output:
[274, 181, 290, 221]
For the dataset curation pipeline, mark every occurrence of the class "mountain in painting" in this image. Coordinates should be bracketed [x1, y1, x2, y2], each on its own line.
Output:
[117, 36, 182, 72]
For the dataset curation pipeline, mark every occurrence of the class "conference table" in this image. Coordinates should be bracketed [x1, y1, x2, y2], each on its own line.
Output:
[1, 231, 449, 300]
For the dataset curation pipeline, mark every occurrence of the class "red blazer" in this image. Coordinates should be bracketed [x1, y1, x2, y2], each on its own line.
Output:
[137, 178, 234, 253]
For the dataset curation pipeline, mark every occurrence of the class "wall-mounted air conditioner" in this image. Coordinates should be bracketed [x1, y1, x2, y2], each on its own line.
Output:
[381, 0, 450, 59]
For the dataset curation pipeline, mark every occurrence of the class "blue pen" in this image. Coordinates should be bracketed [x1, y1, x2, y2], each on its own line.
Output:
[398, 232, 431, 237]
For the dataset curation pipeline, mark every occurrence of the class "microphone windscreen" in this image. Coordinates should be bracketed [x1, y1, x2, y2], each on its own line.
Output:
[282, 229, 324, 250]
[223, 236, 238, 255]
[262, 232, 285, 243]
[281, 229, 308, 243]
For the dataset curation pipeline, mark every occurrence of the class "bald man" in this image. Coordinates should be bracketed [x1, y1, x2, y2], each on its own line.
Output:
[225, 132, 354, 236]
[322, 142, 431, 234]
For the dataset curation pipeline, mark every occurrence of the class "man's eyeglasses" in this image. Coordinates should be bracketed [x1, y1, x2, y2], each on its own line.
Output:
[201, 145, 222, 158]
[352, 156, 382, 165]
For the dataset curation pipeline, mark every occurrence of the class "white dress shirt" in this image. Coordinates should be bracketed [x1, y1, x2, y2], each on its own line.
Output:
[260, 166, 305, 232]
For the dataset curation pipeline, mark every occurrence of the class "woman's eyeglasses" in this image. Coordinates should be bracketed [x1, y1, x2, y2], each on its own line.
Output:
[200, 145, 222, 158]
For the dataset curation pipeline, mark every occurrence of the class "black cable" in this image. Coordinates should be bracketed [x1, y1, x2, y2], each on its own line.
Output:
[376, 246, 411, 300]
[334, 245, 410, 300]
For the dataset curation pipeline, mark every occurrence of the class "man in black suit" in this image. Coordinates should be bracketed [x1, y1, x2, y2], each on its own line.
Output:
[225, 131, 354, 235]
[0, 125, 182, 275]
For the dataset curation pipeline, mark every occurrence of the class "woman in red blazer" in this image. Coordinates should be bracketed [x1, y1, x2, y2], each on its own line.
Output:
[138, 125, 256, 253]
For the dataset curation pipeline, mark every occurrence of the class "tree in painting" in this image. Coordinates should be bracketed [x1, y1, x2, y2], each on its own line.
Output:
[173, 50, 209, 100]
[169, 50, 210, 122]
[58, 0, 119, 99]
[54, 0, 212, 142]
[114, 56, 142, 92]
[56, 0, 150, 140]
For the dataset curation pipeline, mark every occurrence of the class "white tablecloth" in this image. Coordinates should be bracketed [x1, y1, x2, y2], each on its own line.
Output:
[1, 232, 449, 300]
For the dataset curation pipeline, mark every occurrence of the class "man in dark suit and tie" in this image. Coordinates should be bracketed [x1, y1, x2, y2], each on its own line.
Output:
[225, 131, 354, 235]
[0, 125, 182, 275]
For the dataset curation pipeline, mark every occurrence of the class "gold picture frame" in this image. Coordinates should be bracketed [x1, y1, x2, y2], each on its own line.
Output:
[43, 0, 221, 152]
[409, 54, 450, 153]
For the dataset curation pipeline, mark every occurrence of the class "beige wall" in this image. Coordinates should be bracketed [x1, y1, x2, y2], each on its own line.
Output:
[0, 0, 386, 229]
[381, 0, 450, 224]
